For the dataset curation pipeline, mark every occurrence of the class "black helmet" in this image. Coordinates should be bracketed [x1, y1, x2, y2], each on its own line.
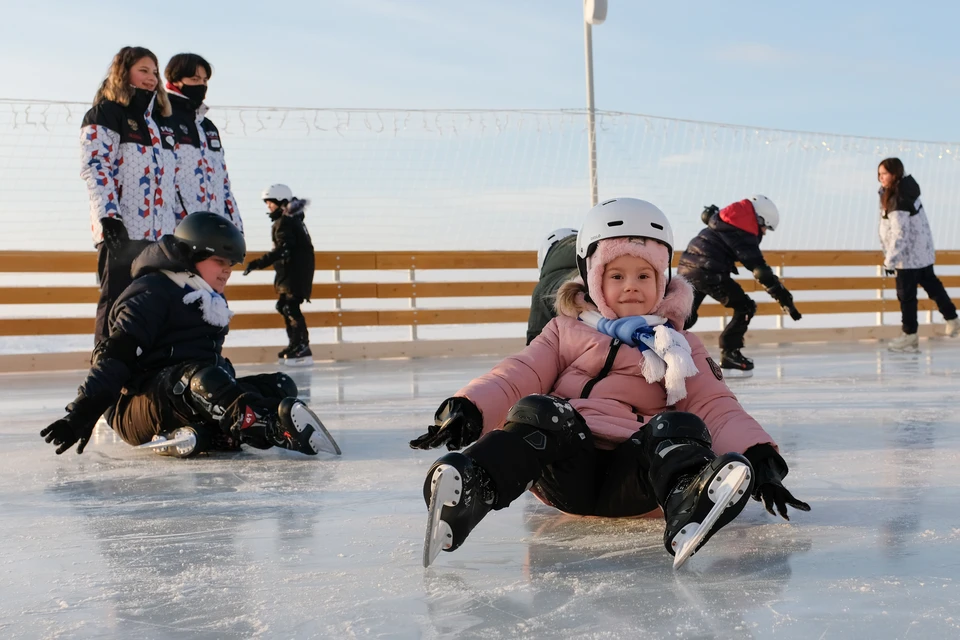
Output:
[174, 212, 246, 264]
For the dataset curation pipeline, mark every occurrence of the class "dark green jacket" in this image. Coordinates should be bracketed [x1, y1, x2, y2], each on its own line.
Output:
[525, 235, 578, 344]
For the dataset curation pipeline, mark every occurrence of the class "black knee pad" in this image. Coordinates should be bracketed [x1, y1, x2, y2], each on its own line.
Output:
[183, 366, 240, 421]
[740, 297, 757, 320]
[274, 372, 298, 398]
[276, 298, 287, 315]
[502, 395, 588, 452]
[504, 395, 579, 432]
[647, 411, 712, 451]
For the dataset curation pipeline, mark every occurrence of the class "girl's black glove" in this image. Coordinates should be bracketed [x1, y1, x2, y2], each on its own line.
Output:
[409, 397, 483, 451]
[743, 443, 811, 520]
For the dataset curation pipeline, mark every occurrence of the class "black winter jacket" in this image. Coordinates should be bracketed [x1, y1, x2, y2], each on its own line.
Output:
[678, 201, 769, 278]
[257, 198, 315, 300]
[78, 236, 234, 404]
[525, 235, 578, 344]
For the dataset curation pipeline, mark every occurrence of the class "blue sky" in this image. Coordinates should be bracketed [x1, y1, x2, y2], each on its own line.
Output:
[4, 0, 960, 141]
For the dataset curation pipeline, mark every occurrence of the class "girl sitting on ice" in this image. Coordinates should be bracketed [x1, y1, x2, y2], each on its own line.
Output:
[410, 198, 810, 568]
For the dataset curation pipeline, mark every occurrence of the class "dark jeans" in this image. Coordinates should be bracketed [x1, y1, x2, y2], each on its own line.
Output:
[111, 363, 292, 446]
[896, 265, 958, 334]
[95, 238, 151, 345]
[684, 272, 757, 352]
[466, 404, 707, 517]
[277, 293, 309, 348]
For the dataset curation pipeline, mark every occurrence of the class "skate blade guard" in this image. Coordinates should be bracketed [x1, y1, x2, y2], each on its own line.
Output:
[283, 356, 314, 368]
[671, 460, 752, 569]
[423, 464, 461, 568]
[136, 426, 209, 458]
[285, 401, 342, 455]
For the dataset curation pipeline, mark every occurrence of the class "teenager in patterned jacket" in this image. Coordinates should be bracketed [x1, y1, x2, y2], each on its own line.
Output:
[164, 53, 242, 231]
[877, 158, 959, 352]
[81, 47, 178, 345]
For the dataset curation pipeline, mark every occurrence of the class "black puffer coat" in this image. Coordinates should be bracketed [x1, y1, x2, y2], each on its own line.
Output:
[257, 198, 315, 300]
[678, 199, 769, 277]
[78, 236, 234, 402]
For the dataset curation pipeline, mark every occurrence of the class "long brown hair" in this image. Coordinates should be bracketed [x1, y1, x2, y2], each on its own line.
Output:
[878, 157, 905, 213]
[93, 46, 172, 117]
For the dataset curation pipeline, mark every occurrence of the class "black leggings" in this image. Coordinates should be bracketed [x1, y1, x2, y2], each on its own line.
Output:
[684, 273, 757, 352]
[895, 266, 958, 334]
[277, 293, 309, 348]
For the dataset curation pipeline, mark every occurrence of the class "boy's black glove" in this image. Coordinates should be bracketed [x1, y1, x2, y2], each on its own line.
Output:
[100, 217, 129, 254]
[743, 443, 811, 520]
[701, 204, 719, 224]
[409, 397, 483, 451]
[242, 258, 263, 276]
[884, 267, 896, 276]
[40, 393, 112, 455]
[766, 283, 802, 321]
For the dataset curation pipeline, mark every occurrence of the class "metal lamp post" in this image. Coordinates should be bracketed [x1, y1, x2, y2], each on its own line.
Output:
[583, 0, 607, 207]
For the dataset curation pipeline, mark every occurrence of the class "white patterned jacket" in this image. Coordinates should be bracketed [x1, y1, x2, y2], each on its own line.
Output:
[168, 89, 242, 231]
[878, 175, 936, 270]
[79, 89, 179, 246]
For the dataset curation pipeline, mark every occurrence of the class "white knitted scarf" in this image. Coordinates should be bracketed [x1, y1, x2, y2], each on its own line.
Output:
[162, 270, 234, 328]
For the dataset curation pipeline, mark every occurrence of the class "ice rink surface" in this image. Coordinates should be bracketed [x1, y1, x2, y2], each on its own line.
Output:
[2, 339, 960, 639]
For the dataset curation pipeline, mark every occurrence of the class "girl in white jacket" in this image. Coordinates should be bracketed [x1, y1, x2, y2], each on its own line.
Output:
[877, 158, 959, 351]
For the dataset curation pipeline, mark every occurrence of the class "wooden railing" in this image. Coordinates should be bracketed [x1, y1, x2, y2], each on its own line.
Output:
[1, 250, 958, 371]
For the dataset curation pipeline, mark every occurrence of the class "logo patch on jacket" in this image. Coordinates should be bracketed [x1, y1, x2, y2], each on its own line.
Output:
[127, 119, 139, 131]
[707, 357, 723, 380]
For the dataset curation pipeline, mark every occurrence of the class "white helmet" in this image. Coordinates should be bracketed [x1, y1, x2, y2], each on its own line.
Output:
[262, 184, 294, 202]
[575, 197, 674, 283]
[537, 228, 578, 271]
[750, 195, 780, 231]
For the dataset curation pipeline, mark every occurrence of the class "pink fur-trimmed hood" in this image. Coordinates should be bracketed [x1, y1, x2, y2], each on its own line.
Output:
[555, 274, 693, 329]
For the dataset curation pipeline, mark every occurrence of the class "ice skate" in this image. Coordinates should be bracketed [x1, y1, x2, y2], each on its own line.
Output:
[283, 344, 313, 367]
[136, 425, 213, 458]
[236, 398, 340, 455]
[945, 318, 960, 338]
[664, 452, 754, 569]
[422, 452, 496, 568]
[888, 332, 919, 353]
[277, 345, 294, 362]
[720, 349, 754, 378]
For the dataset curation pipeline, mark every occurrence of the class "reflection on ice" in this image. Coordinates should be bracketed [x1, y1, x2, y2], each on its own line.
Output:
[2, 339, 960, 638]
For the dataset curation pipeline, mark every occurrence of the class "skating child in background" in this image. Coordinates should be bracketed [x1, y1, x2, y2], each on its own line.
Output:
[243, 184, 316, 366]
[40, 212, 339, 458]
[410, 198, 809, 569]
[877, 158, 959, 352]
[678, 195, 801, 375]
[526, 227, 578, 345]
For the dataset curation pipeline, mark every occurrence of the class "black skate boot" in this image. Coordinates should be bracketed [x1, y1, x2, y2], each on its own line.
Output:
[283, 344, 313, 367]
[234, 398, 340, 455]
[422, 452, 497, 567]
[663, 452, 754, 568]
[720, 349, 754, 376]
[136, 425, 214, 458]
[277, 345, 295, 361]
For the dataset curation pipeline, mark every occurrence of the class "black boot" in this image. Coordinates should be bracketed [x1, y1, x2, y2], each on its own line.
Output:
[283, 344, 313, 367]
[422, 452, 497, 567]
[720, 349, 754, 371]
[231, 398, 340, 455]
[663, 452, 754, 567]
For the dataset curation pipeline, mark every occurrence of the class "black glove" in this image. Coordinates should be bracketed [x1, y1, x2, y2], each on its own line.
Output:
[40, 394, 110, 455]
[884, 267, 896, 276]
[100, 217, 129, 254]
[743, 443, 811, 520]
[409, 397, 483, 451]
[242, 259, 262, 276]
[701, 204, 719, 224]
[767, 283, 802, 321]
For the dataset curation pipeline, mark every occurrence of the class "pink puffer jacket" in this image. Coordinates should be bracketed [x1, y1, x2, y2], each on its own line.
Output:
[456, 277, 775, 455]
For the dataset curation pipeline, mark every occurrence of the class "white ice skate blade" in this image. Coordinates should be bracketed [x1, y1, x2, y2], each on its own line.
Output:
[887, 346, 920, 354]
[423, 464, 461, 568]
[284, 356, 314, 368]
[721, 368, 753, 379]
[135, 432, 196, 453]
[672, 462, 750, 569]
[289, 403, 341, 455]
